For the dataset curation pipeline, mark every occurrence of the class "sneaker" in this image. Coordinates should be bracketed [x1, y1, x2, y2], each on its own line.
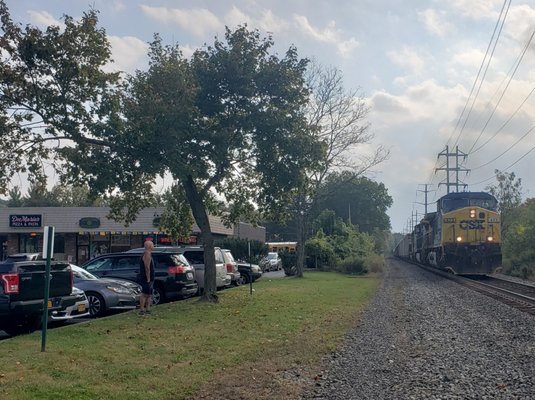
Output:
[145, 310, 152, 315]
[138, 310, 146, 316]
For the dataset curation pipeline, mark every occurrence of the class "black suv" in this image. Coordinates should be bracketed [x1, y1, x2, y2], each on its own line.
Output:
[81, 251, 198, 305]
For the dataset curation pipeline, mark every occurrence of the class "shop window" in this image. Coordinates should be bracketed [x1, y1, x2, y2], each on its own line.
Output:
[54, 234, 65, 253]
[19, 234, 41, 253]
[111, 234, 131, 246]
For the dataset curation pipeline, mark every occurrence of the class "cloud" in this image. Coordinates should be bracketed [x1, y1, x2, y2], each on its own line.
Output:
[418, 9, 454, 37]
[450, 0, 503, 20]
[225, 6, 289, 33]
[112, 1, 126, 13]
[387, 47, 424, 74]
[105, 36, 149, 74]
[27, 10, 64, 28]
[293, 15, 359, 57]
[140, 5, 223, 37]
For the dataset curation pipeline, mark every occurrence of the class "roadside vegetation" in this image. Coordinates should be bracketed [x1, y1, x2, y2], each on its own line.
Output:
[0, 272, 379, 400]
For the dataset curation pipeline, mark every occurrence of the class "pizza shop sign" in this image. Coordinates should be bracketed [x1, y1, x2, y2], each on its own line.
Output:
[9, 214, 42, 228]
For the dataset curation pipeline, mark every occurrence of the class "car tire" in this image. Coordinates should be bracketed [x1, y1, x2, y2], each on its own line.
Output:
[87, 292, 106, 318]
[241, 273, 250, 284]
[3, 315, 41, 336]
[152, 284, 165, 305]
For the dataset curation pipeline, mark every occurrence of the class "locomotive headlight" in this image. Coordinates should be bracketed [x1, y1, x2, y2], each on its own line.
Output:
[456, 236, 463, 242]
[470, 209, 476, 218]
[487, 236, 494, 242]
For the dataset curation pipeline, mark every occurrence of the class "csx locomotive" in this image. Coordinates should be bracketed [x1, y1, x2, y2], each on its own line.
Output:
[394, 192, 502, 274]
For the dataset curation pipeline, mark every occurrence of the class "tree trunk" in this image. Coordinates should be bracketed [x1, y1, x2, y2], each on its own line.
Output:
[182, 176, 218, 303]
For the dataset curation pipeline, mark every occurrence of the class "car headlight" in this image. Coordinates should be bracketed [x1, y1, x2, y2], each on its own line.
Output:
[106, 285, 131, 294]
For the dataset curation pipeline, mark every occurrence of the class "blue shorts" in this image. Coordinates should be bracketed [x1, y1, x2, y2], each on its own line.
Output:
[141, 281, 154, 295]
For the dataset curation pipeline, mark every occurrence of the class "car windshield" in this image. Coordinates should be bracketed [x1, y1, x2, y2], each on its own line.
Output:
[71, 265, 99, 280]
[267, 253, 278, 259]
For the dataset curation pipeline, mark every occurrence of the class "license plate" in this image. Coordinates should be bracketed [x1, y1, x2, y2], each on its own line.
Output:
[186, 272, 194, 280]
[47, 300, 52, 309]
[77, 304, 86, 312]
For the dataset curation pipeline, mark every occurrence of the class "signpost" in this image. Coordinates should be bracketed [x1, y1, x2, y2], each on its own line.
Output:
[41, 226, 55, 352]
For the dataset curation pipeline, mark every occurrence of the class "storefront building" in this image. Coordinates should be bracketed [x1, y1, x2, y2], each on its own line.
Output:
[0, 207, 266, 264]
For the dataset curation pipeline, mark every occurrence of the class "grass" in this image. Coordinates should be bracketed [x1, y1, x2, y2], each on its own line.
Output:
[0, 271, 380, 400]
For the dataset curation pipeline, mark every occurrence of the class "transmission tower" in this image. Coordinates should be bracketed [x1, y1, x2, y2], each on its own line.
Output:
[435, 146, 470, 193]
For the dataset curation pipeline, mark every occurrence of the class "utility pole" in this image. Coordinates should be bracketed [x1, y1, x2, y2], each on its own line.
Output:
[435, 146, 469, 193]
[416, 184, 433, 215]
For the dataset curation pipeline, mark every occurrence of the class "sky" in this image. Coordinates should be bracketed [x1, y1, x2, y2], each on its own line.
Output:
[4, 0, 535, 233]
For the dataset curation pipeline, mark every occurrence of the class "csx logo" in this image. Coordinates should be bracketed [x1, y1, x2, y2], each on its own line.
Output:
[459, 220, 484, 230]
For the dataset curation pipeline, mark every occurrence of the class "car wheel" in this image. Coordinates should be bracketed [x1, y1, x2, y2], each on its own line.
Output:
[3, 315, 41, 336]
[241, 273, 250, 284]
[152, 285, 165, 305]
[87, 292, 106, 318]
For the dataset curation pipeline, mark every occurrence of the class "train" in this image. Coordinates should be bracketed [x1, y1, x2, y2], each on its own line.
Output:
[394, 191, 502, 275]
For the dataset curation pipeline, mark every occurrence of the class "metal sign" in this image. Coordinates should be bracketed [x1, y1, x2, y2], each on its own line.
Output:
[42, 226, 55, 259]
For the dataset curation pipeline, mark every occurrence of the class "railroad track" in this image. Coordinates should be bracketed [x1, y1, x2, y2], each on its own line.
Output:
[398, 258, 535, 316]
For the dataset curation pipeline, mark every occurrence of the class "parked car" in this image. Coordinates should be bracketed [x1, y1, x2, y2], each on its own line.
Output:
[222, 249, 241, 286]
[81, 251, 197, 305]
[0, 260, 76, 335]
[235, 261, 262, 284]
[260, 252, 282, 272]
[49, 286, 90, 322]
[3, 253, 44, 262]
[128, 246, 231, 292]
[70, 265, 141, 318]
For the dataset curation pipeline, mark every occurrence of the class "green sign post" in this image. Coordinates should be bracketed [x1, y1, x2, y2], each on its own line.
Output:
[41, 226, 55, 352]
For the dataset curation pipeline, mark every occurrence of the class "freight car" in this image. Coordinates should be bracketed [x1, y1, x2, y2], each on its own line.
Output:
[394, 191, 502, 275]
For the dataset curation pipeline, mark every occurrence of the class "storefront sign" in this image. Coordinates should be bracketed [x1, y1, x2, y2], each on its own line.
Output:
[79, 217, 101, 229]
[152, 217, 161, 227]
[9, 214, 42, 228]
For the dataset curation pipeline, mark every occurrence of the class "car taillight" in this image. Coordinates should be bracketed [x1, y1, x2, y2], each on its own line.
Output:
[226, 263, 233, 273]
[168, 265, 186, 274]
[1, 273, 20, 294]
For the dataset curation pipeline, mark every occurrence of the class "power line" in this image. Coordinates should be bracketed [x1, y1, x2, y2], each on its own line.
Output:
[446, 0, 511, 149]
[470, 125, 535, 171]
[470, 85, 535, 155]
[468, 144, 535, 187]
[467, 29, 535, 154]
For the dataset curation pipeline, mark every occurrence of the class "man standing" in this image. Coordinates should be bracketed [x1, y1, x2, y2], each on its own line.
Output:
[139, 240, 155, 315]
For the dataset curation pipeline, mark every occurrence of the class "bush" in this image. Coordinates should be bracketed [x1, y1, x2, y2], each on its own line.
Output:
[365, 253, 384, 274]
[335, 256, 367, 275]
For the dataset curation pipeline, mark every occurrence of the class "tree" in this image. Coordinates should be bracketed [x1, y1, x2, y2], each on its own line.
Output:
[0, 3, 121, 193]
[105, 29, 323, 301]
[485, 169, 523, 239]
[5, 186, 24, 206]
[290, 63, 389, 277]
[314, 171, 392, 234]
[501, 198, 535, 279]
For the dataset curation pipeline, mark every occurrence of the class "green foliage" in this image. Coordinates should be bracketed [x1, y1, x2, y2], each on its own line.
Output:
[279, 248, 298, 276]
[213, 237, 266, 262]
[486, 170, 523, 240]
[0, 3, 120, 194]
[335, 255, 367, 275]
[314, 171, 392, 234]
[4, 183, 104, 207]
[501, 198, 535, 280]
[158, 184, 195, 242]
[304, 212, 379, 274]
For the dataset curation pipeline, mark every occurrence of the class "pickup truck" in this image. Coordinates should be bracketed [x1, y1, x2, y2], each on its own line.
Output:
[0, 260, 75, 335]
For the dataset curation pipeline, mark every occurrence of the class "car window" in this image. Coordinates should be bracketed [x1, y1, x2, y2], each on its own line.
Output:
[71, 266, 98, 280]
[114, 256, 139, 270]
[170, 254, 190, 266]
[84, 257, 113, 272]
[214, 249, 224, 263]
[223, 250, 235, 263]
[183, 251, 204, 265]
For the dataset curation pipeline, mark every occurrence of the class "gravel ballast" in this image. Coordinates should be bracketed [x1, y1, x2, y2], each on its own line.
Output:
[304, 258, 535, 399]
